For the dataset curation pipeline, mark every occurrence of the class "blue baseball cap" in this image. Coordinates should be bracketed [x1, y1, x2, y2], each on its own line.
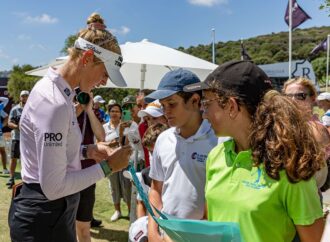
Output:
[145, 68, 200, 102]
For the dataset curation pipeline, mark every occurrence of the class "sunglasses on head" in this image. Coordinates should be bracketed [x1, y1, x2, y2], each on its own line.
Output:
[286, 92, 310, 101]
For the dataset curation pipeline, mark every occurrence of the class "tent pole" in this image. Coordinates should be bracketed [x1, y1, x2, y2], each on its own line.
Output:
[140, 64, 146, 90]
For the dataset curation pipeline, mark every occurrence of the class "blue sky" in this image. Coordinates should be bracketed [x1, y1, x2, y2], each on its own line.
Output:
[0, 0, 329, 71]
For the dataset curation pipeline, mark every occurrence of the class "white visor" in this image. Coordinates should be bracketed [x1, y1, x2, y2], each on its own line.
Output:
[74, 37, 127, 87]
[138, 100, 164, 118]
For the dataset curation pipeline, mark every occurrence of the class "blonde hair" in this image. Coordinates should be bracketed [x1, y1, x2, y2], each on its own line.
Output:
[68, 13, 121, 62]
[282, 77, 317, 98]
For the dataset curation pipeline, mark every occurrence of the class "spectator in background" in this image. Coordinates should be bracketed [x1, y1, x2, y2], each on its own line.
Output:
[283, 77, 330, 191]
[93, 95, 106, 123]
[317, 92, 330, 132]
[136, 90, 152, 110]
[122, 95, 140, 124]
[6, 90, 29, 188]
[103, 103, 131, 222]
[0, 96, 9, 174]
[136, 90, 152, 168]
[137, 100, 167, 127]
[104, 99, 116, 123]
[135, 122, 169, 218]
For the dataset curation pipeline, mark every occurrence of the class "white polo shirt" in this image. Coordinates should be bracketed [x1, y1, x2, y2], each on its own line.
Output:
[149, 119, 218, 219]
[20, 68, 104, 200]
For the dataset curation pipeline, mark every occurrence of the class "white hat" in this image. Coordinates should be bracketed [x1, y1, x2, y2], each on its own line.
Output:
[93, 95, 106, 104]
[317, 92, 330, 101]
[108, 99, 116, 105]
[138, 100, 163, 118]
[74, 37, 127, 87]
[322, 112, 330, 127]
[20, 90, 29, 96]
[129, 216, 148, 242]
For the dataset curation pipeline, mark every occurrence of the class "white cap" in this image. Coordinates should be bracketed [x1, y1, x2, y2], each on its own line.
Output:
[138, 100, 163, 118]
[108, 99, 116, 105]
[93, 95, 106, 104]
[129, 216, 148, 242]
[74, 37, 127, 87]
[20, 90, 29, 96]
[322, 112, 330, 127]
[317, 92, 330, 101]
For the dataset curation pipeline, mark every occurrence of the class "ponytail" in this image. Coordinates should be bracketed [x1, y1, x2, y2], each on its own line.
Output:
[249, 90, 323, 183]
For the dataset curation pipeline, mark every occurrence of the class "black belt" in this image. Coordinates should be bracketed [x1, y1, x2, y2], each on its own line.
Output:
[23, 183, 45, 195]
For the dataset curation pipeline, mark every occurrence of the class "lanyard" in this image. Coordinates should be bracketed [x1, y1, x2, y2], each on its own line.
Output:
[128, 162, 168, 221]
[81, 112, 87, 144]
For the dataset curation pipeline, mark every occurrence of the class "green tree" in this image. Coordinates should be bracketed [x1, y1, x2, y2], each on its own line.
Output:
[61, 35, 77, 55]
[7, 65, 39, 102]
[312, 57, 327, 85]
[320, 0, 330, 16]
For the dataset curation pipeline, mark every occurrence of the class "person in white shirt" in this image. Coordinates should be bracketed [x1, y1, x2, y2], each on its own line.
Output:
[8, 13, 131, 242]
[6, 91, 29, 189]
[103, 103, 131, 222]
[317, 92, 330, 129]
[145, 69, 218, 241]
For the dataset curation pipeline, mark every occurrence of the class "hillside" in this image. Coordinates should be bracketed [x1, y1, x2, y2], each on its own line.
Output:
[178, 26, 330, 83]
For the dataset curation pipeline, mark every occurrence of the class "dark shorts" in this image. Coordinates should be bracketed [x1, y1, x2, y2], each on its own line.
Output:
[11, 140, 20, 159]
[9, 183, 80, 242]
[76, 184, 96, 222]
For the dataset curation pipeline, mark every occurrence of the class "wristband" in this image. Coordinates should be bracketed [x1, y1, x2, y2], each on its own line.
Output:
[100, 160, 112, 177]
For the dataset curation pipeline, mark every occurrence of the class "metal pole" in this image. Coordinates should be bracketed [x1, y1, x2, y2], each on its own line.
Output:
[327, 34, 330, 92]
[211, 28, 215, 64]
[289, 0, 292, 78]
[140, 64, 146, 90]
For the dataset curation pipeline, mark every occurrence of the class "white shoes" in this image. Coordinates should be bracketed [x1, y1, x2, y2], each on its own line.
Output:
[111, 210, 122, 222]
[2, 169, 9, 174]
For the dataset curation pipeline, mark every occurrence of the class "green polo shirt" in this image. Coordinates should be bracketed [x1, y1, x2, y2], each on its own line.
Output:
[205, 139, 323, 242]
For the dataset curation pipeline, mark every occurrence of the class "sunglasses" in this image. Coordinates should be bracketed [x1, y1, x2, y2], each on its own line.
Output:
[285, 93, 310, 101]
[200, 97, 221, 110]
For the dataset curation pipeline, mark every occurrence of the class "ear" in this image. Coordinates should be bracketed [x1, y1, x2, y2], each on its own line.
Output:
[227, 97, 240, 119]
[81, 50, 94, 65]
[191, 93, 201, 107]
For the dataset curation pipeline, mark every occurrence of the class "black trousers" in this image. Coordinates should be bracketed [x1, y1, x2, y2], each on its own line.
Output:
[8, 183, 80, 242]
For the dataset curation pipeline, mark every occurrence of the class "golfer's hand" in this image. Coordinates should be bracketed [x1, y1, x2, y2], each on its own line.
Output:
[107, 145, 132, 172]
[86, 143, 112, 162]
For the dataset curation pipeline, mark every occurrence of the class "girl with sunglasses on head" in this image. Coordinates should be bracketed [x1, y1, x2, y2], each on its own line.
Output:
[8, 13, 132, 242]
[283, 77, 330, 191]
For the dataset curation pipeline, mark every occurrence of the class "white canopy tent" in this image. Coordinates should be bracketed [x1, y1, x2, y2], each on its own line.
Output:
[26, 39, 217, 89]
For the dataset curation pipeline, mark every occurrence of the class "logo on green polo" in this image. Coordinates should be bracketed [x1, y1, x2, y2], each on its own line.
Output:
[242, 167, 266, 190]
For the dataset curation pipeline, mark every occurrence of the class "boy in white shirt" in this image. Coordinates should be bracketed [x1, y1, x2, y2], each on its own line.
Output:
[145, 69, 218, 241]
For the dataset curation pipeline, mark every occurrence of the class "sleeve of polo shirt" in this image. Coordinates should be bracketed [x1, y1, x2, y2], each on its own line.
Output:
[148, 138, 164, 182]
[282, 177, 323, 225]
[33, 101, 104, 200]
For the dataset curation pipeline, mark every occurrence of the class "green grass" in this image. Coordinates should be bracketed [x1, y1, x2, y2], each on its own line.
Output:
[0, 163, 130, 242]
